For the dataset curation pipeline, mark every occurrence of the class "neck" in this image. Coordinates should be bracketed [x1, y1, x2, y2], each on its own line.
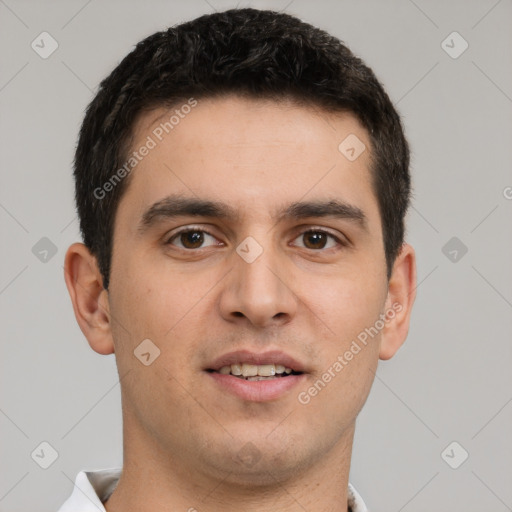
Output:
[104, 410, 355, 512]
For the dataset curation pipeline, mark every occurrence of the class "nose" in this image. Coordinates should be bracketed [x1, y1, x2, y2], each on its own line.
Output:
[218, 239, 298, 328]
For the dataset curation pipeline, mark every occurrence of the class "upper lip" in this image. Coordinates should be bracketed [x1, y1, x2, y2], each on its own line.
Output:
[207, 349, 306, 373]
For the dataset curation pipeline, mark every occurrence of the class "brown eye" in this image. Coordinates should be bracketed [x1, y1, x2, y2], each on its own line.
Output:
[167, 229, 219, 249]
[179, 230, 204, 249]
[303, 231, 328, 249]
[293, 230, 342, 250]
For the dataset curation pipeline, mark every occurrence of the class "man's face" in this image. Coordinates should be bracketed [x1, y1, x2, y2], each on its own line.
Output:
[107, 96, 390, 482]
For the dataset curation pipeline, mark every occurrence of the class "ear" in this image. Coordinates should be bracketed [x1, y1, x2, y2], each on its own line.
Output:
[64, 243, 115, 355]
[379, 243, 417, 360]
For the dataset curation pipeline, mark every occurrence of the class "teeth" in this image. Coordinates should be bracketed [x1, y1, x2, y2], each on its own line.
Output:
[241, 364, 258, 377]
[257, 364, 276, 377]
[216, 363, 296, 377]
[231, 364, 242, 376]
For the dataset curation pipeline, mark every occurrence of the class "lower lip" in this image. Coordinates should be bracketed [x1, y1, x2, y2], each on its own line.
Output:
[206, 372, 306, 402]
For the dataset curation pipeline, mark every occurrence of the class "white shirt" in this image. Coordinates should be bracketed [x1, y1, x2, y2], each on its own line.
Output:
[57, 468, 369, 512]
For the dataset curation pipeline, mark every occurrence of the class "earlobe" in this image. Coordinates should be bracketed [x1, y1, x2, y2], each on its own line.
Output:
[379, 243, 417, 360]
[64, 243, 115, 355]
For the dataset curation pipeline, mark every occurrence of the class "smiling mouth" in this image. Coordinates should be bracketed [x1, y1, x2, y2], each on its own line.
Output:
[207, 363, 303, 381]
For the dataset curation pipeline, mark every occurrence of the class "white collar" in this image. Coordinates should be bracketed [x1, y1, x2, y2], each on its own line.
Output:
[58, 468, 368, 512]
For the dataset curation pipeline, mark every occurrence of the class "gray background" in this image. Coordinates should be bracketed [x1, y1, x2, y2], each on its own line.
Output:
[1, 0, 511, 510]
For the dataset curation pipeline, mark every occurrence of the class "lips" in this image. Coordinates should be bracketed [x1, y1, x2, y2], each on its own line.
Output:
[206, 349, 306, 373]
[205, 350, 307, 401]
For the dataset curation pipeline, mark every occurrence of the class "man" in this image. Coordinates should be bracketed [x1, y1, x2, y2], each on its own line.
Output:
[59, 7, 416, 512]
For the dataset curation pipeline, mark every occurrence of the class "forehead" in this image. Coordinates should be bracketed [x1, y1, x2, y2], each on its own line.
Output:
[118, 95, 379, 229]
[133, 95, 370, 159]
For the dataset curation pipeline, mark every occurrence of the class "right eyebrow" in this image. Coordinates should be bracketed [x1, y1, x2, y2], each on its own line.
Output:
[138, 195, 240, 233]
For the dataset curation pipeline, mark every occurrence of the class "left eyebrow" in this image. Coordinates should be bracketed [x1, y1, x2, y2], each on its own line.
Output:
[276, 199, 368, 232]
[138, 194, 368, 233]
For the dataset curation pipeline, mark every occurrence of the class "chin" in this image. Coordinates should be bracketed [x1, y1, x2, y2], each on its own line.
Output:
[197, 429, 315, 487]
[212, 451, 308, 488]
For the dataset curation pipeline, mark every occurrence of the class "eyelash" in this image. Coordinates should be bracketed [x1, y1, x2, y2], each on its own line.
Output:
[165, 225, 347, 251]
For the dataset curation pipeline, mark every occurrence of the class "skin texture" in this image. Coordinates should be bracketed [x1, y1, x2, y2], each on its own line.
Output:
[64, 96, 416, 512]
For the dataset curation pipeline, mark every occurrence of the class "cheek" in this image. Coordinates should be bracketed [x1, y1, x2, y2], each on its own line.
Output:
[297, 296, 381, 430]
[110, 247, 172, 332]
[107, 279, 165, 379]
[109, 258, 210, 372]
[304, 270, 387, 343]
[300, 269, 385, 402]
